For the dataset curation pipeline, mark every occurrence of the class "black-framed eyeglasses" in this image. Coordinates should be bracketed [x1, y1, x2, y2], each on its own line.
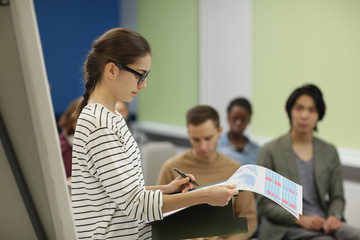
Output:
[113, 62, 150, 85]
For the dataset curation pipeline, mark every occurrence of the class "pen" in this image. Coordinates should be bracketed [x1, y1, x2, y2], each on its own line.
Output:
[174, 168, 199, 186]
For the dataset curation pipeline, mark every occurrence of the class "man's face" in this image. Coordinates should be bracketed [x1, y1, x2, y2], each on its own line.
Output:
[188, 119, 222, 162]
[291, 94, 319, 134]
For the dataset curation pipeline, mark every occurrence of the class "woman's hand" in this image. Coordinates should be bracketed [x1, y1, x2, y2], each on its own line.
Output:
[164, 175, 196, 194]
[161, 183, 238, 214]
[204, 184, 238, 207]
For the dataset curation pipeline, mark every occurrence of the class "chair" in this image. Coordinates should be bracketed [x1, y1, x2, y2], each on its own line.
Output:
[141, 141, 176, 186]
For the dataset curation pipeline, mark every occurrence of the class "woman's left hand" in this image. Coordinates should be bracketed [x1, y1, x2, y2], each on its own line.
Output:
[164, 174, 196, 194]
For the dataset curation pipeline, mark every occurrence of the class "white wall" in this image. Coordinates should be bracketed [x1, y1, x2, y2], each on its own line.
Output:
[199, 0, 252, 134]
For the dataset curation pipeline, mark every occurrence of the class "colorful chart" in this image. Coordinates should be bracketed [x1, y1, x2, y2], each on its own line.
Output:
[265, 169, 281, 202]
[227, 164, 302, 218]
[264, 169, 300, 212]
[281, 176, 298, 210]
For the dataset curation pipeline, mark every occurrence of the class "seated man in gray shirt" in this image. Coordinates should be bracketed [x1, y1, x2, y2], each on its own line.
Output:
[257, 84, 360, 240]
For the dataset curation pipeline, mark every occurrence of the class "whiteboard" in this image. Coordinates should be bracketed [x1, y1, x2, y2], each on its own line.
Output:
[0, 0, 76, 239]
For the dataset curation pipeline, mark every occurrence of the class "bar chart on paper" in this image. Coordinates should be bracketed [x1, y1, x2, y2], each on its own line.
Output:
[265, 169, 281, 202]
[226, 165, 303, 218]
[265, 169, 301, 217]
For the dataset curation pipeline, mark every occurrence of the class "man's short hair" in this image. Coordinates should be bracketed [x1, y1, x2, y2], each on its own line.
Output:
[186, 105, 220, 128]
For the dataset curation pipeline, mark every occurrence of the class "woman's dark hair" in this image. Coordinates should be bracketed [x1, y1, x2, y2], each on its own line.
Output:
[227, 97, 252, 116]
[285, 84, 326, 131]
[58, 97, 82, 136]
[186, 105, 220, 128]
[75, 27, 151, 117]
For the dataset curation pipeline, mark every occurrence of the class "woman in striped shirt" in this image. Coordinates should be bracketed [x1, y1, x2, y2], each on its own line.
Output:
[72, 27, 238, 240]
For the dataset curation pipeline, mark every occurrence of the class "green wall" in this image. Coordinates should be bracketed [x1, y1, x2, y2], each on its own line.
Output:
[137, 0, 360, 150]
[252, 0, 360, 150]
[137, 0, 199, 126]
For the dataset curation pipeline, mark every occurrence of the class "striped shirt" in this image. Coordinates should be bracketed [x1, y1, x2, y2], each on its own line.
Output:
[72, 104, 163, 239]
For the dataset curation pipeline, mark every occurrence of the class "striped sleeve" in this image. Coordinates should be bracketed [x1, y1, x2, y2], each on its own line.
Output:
[85, 125, 163, 222]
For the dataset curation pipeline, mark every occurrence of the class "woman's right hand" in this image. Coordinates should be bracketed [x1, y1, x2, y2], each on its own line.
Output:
[203, 184, 238, 206]
[165, 175, 196, 194]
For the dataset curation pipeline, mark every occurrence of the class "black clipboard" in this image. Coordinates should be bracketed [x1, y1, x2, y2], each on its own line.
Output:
[151, 199, 247, 240]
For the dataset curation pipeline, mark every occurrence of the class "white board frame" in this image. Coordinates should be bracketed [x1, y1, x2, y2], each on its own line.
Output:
[0, 0, 76, 239]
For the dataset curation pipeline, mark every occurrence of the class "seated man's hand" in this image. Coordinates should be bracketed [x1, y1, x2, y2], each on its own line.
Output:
[295, 215, 325, 231]
[323, 215, 343, 234]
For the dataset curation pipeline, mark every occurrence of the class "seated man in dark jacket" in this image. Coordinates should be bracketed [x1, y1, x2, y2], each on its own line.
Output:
[257, 84, 360, 240]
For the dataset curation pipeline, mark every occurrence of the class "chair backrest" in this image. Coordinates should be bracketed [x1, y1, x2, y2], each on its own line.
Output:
[142, 141, 176, 186]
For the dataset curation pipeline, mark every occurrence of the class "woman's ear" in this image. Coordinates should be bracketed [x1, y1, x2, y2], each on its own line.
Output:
[104, 62, 116, 80]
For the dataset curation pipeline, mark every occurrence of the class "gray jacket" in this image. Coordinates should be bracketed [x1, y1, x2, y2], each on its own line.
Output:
[257, 133, 345, 240]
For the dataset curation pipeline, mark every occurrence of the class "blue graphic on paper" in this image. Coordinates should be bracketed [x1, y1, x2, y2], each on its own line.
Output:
[229, 165, 258, 190]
